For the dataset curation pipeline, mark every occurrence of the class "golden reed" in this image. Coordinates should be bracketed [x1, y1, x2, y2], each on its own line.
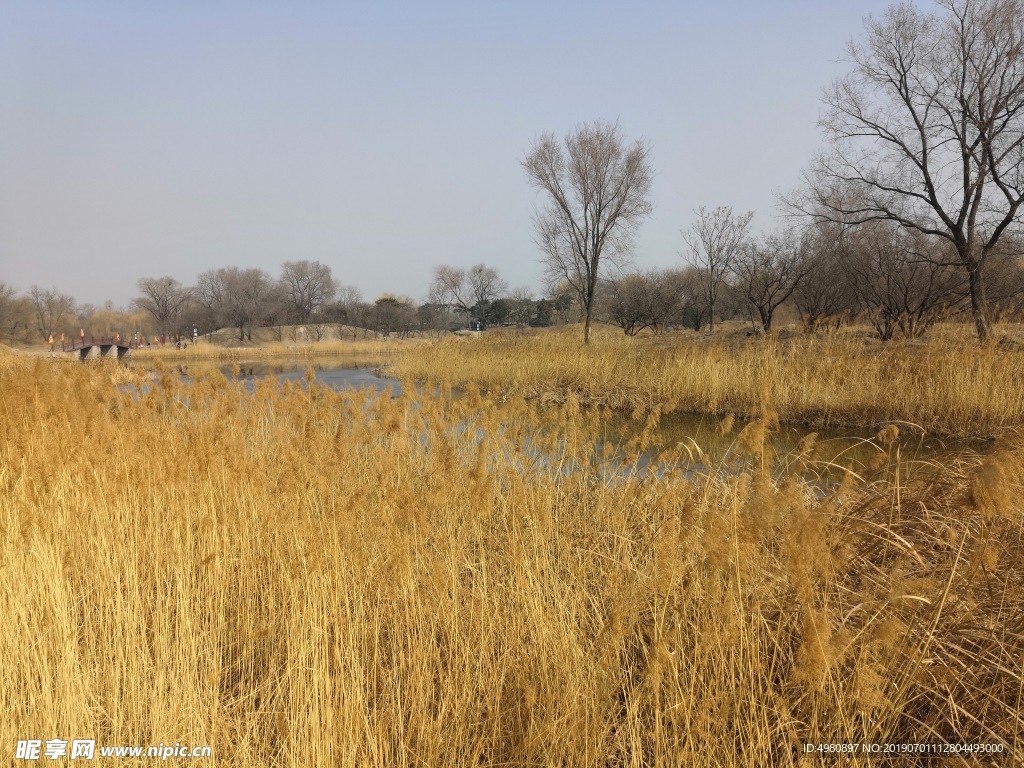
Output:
[391, 324, 1024, 437]
[1, 351, 1021, 766]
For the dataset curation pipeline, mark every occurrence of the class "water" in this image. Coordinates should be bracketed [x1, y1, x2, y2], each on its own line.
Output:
[148, 357, 987, 483]
[219, 359, 401, 395]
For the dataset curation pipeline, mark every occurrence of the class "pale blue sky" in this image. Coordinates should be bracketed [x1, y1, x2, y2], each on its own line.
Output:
[0, 0, 895, 308]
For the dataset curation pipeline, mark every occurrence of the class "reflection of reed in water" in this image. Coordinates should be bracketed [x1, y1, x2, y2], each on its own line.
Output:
[218, 356, 388, 378]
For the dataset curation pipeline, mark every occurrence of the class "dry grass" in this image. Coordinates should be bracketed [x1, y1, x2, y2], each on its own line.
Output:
[129, 338, 421, 363]
[1, 355, 1021, 765]
[391, 324, 1024, 437]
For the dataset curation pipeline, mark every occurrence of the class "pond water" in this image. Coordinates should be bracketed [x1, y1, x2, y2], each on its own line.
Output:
[601, 410, 984, 486]
[136, 354, 983, 487]
[219, 359, 401, 395]
[160, 358, 984, 483]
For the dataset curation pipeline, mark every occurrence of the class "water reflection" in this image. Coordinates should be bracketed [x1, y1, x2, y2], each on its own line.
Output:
[603, 409, 978, 473]
[217, 359, 401, 395]
[476, 399, 988, 492]
[138, 357, 988, 486]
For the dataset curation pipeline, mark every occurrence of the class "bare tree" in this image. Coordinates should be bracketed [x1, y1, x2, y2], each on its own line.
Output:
[793, 224, 856, 332]
[0, 283, 31, 343]
[466, 264, 508, 307]
[548, 286, 579, 325]
[195, 267, 279, 341]
[337, 285, 367, 338]
[322, 284, 366, 338]
[428, 265, 472, 320]
[28, 286, 76, 342]
[372, 295, 416, 338]
[507, 287, 536, 327]
[0, 284, 16, 330]
[416, 303, 449, 336]
[672, 266, 711, 330]
[194, 270, 227, 338]
[134, 276, 192, 337]
[601, 274, 650, 336]
[732, 229, 810, 333]
[429, 263, 507, 325]
[985, 236, 1024, 314]
[523, 121, 654, 344]
[801, 0, 1024, 340]
[231, 268, 280, 341]
[79, 301, 145, 340]
[336, 284, 363, 308]
[844, 223, 965, 339]
[601, 269, 688, 336]
[682, 206, 754, 332]
[279, 260, 336, 323]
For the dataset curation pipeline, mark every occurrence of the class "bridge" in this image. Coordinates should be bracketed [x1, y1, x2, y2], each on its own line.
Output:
[60, 335, 138, 360]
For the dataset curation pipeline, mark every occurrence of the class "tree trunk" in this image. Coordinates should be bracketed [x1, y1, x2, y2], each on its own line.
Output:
[967, 262, 992, 342]
[583, 308, 592, 345]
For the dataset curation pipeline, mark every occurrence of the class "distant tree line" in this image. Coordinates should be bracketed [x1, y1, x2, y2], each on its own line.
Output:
[5, 216, 1021, 348]
[0, 283, 155, 346]
[0, 255, 581, 347]
[128, 260, 574, 341]
[597, 214, 1024, 339]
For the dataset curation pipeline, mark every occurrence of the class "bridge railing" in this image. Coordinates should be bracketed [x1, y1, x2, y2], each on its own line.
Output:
[57, 334, 195, 352]
[60, 335, 137, 352]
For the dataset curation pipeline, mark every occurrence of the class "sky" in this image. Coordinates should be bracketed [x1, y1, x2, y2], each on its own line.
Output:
[0, 0, 897, 309]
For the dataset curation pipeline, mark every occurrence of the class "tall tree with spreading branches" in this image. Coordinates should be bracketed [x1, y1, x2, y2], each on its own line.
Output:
[28, 286, 76, 341]
[428, 264, 507, 323]
[732, 229, 811, 333]
[523, 121, 654, 345]
[134, 276, 192, 337]
[801, 0, 1024, 340]
[279, 260, 336, 323]
[682, 206, 754, 332]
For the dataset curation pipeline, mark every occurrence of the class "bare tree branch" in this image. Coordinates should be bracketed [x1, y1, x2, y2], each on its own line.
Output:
[523, 121, 654, 344]
[681, 206, 754, 332]
[134, 277, 192, 337]
[796, 0, 1024, 339]
[279, 260, 336, 323]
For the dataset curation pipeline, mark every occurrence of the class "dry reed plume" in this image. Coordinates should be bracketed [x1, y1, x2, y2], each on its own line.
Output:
[1, 354, 1021, 766]
[390, 325, 1024, 437]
